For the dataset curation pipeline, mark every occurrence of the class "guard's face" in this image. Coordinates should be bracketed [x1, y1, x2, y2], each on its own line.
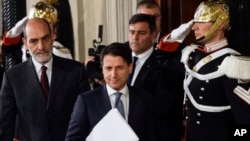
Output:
[102, 55, 132, 91]
[129, 22, 157, 55]
[23, 20, 53, 64]
[192, 22, 216, 44]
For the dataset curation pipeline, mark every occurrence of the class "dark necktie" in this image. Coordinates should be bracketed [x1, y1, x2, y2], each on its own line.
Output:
[41, 66, 49, 97]
[128, 56, 138, 85]
[114, 92, 125, 118]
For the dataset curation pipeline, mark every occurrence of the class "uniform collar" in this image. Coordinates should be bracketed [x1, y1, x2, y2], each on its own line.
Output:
[203, 38, 228, 53]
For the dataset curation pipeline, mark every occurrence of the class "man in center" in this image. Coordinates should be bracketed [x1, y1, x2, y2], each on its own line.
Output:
[66, 42, 156, 141]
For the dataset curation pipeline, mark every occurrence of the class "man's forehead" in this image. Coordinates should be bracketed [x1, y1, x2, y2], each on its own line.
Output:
[129, 23, 150, 32]
[26, 32, 50, 40]
[138, 7, 160, 15]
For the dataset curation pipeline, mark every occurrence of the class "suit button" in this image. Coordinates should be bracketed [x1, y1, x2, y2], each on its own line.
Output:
[200, 87, 205, 91]
[196, 121, 200, 124]
[197, 113, 201, 117]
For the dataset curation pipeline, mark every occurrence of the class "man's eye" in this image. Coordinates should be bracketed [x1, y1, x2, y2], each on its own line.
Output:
[43, 35, 50, 41]
[29, 40, 37, 43]
[104, 67, 112, 71]
[139, 31, 146, 35]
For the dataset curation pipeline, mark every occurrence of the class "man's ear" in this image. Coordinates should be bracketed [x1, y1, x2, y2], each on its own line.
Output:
[151, 30, 158, 40]
[218, 22, 226, 30]
[52, 32, 57, 40]
[129, 63, 133, 74]
[50, 23, 57, 40]
[22, 37, 26, 45]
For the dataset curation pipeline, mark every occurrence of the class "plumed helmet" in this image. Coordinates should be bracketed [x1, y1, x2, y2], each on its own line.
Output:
[28, 1, 58, 24]
[193, 0, 229, 41]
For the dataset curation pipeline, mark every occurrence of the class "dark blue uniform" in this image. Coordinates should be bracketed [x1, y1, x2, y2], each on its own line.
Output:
[182, 42, 250, 141]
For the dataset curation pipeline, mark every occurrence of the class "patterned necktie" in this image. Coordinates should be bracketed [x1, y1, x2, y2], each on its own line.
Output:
[128, 56, 138, 85]
[114, 92, 125, 118]
[40, 66, 49, 98]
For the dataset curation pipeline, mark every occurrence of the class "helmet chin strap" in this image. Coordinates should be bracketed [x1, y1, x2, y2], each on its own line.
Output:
[196, 36, 205, 42]
[196, 33, 216, 45]
[196, 33, 213, 43]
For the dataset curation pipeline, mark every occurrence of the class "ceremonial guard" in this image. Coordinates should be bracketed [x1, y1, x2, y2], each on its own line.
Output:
[181, 0, 250, 141]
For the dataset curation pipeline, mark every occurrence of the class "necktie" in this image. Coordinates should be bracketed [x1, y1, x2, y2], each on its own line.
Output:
[128, 56, 138, 85]
[114, 92, 125, 118]
[41, 66, 49, 97]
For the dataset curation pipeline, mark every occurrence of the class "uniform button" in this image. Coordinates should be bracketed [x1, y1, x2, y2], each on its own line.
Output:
[189, 57, 192, 60]
[197, 113, 201, 116]
[206, 79, 209, 83]
[199, 96, 203, 100]
[196, 121, 200, 124]
[200, 87, 205, 91]
[185, 116, 188, 119]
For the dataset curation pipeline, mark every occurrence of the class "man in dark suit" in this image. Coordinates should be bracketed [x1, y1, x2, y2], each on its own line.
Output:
[0, 18, 90, 141]
[135, 1, 189, 78]
[66, 42, 155, 141]
[128, 13, 184, 141]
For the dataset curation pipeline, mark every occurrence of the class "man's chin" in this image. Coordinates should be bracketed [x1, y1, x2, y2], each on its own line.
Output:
[34, 54, 52, 64]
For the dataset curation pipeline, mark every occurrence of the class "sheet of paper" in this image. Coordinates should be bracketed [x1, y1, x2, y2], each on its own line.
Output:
[86, 108, 139, 141]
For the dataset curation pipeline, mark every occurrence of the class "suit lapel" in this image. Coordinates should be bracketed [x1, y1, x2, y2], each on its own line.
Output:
[134, 52, 154, 86]
[25, 59, 48, 103]
[47, 56, 66, 109]
[128, 87, 141, 123]
[95, 85, 112, 117]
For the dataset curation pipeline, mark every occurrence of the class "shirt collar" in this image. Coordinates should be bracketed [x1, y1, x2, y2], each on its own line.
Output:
[106, 84, 128, 97]
[132, 46, 153, 63]
[32, 56, 53, 74]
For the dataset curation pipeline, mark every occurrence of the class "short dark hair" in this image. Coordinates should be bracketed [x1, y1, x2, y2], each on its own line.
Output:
[100, 42, 132, 66]
[129, 13, 157, 33]
[136, 0, 160, 11]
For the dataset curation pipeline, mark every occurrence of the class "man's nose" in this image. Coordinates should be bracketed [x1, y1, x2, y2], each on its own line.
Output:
[133, 33, 139, 40]
[192, 23, 198, 30]
[111, 69, 117, 77]
[37, 40, 45, 50]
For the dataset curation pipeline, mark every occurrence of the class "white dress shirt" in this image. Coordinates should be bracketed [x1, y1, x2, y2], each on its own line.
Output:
[130, 47, 154, 86]
[32, 57, 53, 85]
[106, 84, 129, 121]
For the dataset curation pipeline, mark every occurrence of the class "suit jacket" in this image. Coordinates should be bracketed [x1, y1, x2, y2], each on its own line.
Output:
[65, 85, 156, 141]
[0, 55, 90, 141]
[133, 49, 184, 141]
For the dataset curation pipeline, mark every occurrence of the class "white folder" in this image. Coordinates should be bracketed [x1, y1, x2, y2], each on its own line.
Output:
[86, 108, 139, 141]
